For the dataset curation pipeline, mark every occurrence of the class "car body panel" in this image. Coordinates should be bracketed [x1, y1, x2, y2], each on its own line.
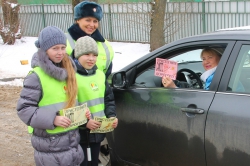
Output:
[112, 88, 213, 166]
[107, 30, 250, 166]
[205, 41, 250, 166]
[205, 92, 250, 166]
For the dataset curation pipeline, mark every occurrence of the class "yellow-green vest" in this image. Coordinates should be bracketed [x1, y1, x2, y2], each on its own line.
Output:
[28, 67, 78, 134]
[76, 70, 106, 118]
[65, 34, 114, 74]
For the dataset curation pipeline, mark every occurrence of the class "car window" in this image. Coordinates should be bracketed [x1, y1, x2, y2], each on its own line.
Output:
[134, 49, 205, 88]
[227, 45, 250, 93]
[170, 49, 202, 63]
[137, 45, 229, 88]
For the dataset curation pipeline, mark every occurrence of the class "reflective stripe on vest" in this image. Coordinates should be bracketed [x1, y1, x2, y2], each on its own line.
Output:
[76, 69, 106, 118]
[96, 41, 113, 74]
[65, 34, 114, 73]
[28, 67, 78, 134]
[65, 33, 75, 50]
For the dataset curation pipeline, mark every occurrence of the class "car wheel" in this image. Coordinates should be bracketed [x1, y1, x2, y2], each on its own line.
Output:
[99, 138, 111, 166]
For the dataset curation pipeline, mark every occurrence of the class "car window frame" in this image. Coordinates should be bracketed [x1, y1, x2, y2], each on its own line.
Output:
[133, 40, 236, 91]
[218, 41, 250, 93]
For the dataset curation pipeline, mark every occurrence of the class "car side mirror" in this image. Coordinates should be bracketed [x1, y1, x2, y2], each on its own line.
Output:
[109, 72, 126, 88]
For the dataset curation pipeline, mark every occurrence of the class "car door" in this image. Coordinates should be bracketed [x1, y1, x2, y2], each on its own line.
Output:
[111, 41, 236, 166]
[205, 41, 250, 166]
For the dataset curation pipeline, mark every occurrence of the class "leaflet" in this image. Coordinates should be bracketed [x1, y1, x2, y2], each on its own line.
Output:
[60, 103, 88, 129]
[90, 117, 116, 133]
[155, 58, 178, 80]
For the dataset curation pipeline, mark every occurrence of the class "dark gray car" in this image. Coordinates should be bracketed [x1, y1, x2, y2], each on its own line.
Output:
[105, 28, 250, 166]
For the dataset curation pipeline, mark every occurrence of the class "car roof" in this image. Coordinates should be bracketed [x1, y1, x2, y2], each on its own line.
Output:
[179, 26, 250, 43]
[155, 26, 250, 54]
[216, 25, 250, 31]
[120, 26, 250, 72]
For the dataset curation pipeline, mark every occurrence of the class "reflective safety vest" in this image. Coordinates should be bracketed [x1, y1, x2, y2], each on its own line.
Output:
[65, 33, 114, 74]
[28, 67, 78, 134]
[76, 70, 106, 118]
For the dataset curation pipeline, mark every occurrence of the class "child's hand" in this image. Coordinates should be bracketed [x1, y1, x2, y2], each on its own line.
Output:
[112, 118, 118, 128]
[86, 119, 101, 130]
[54, 116, 71, 128]
[85, 108, 91, 120]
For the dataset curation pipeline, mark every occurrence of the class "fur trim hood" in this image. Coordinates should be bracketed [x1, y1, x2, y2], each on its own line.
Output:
[31, 49, 77, 81]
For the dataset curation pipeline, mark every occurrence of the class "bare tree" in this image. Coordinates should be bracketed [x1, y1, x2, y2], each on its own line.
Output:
[0, 0, 21, 45]
[149, 0, 166, 51]
[113, 1, 192, 52]
[72, 0, 82, 12]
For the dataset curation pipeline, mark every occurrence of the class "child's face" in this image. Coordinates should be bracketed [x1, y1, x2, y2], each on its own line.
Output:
[46, 44, 66, 63]
[202, 52, 221, 71]
[77, 17, 99, 35]
[78, 53, 97, 69]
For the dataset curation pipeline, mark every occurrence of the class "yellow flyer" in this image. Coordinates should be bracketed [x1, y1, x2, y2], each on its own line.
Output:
[60, 103, 88, 129]
[90, 117, 116, 133]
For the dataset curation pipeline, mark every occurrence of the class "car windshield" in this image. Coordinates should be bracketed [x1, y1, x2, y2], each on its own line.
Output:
[177, 61, 204, 73]
[170, 49, 202, 63]
[170, 49, 204, 73]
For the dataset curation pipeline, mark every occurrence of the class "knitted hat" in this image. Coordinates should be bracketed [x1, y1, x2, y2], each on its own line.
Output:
[35, 26, 66, 51]
[75, 36, 98, 59]
[211, 48, 224, 57]
[74, 1, 103, 21]
[201, 48, 224, 59]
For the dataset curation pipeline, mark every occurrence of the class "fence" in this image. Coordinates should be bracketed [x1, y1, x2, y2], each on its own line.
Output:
[1, 1, 250, 44]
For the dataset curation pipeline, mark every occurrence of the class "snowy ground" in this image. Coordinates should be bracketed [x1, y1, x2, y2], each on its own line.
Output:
[0, 37, 150, 165]
[0, 37, 150, 86]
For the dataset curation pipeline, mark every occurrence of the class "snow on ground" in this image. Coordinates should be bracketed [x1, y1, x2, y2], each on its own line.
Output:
[0, 37, 150, 86]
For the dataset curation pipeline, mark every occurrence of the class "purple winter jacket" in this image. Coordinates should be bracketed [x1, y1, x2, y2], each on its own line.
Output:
[16, 49, 84, 166]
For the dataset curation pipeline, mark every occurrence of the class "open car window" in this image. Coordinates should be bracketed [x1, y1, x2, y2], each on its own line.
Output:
[134, 46, 226, 89]
[170, 49, 202, 63]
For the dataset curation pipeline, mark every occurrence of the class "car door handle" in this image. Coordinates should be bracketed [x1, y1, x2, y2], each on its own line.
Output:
[180, 108, 204, 114]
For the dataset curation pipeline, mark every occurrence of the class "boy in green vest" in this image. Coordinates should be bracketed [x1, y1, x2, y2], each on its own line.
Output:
[72, 36, 118, 166]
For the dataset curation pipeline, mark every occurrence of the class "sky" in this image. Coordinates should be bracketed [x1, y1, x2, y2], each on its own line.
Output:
[0, 37, 150, 86]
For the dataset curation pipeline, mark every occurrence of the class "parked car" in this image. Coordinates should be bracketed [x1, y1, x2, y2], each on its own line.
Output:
[101, 27, 250, 166]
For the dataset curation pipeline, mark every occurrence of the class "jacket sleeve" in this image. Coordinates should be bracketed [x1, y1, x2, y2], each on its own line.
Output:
[16, 72, 56, 130]
[105, 62, 113, 78]
[104, 80, 116, 118]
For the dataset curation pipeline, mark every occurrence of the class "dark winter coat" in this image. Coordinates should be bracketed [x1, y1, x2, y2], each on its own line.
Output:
[16, 50, 84, 166]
